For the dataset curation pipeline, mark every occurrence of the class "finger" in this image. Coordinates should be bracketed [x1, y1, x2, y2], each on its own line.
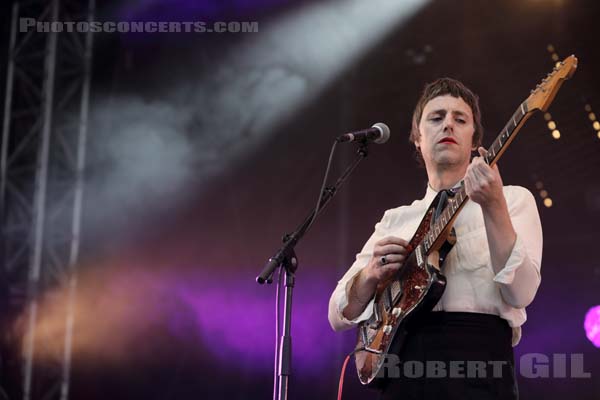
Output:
[470, 148, 484, 163]
[374, 244, 408, 256]
[470, 162, 488, 184]
[475, 160, 493, 176]
[475, 158, 495, 182]
[474, 160, 498, 187]
[463, 173, 473, 196]
[464, 164, 476, 183]
[377, 253, 406, 265]
[377, 236, 409, 247]
[477, 167, 494, 186]
[477, 148, 496, 178]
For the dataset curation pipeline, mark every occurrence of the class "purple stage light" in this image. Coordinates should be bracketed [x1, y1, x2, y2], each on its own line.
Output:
[118, 0, 296, 22]
[584, 305, 600, 348]
[174, 268, 345, 376]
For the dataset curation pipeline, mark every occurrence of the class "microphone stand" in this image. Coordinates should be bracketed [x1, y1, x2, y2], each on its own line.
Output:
[257, 140, 370, 400]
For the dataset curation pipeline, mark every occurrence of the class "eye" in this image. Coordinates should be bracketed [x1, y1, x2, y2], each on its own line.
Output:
[429, 116, 442, 122]
[456, 118, 466, 124]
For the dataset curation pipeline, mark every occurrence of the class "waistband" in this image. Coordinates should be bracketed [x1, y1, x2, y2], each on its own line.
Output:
[408, 311, 511, 334]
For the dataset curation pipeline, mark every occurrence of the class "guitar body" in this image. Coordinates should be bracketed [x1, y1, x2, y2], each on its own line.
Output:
[355, 206, 456, 387]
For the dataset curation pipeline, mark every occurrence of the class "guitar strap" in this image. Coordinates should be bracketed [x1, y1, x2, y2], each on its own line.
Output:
[430, 188, 458, 264]
[431, 188, 456, 226]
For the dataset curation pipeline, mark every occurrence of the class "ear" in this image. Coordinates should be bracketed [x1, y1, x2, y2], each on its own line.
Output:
[414, 132, 421, 149]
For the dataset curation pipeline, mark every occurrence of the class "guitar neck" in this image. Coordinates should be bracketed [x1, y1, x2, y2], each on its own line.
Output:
[485, 101, 530, 166]
[422, 101, 532, 255]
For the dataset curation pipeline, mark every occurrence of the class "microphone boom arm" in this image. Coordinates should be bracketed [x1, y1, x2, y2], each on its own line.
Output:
[256, 142, 368, 283]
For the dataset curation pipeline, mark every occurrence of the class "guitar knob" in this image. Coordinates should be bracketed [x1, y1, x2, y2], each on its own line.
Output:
[383, 325, 392, 335]
[392, 307, 402, 317]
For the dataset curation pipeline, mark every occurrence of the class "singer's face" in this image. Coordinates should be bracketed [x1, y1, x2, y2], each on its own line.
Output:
[415, 95, 475, 170]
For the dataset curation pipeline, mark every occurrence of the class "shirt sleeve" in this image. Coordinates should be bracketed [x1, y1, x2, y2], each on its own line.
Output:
[328, 209, 393, 331]
[492, 186, 543, 309]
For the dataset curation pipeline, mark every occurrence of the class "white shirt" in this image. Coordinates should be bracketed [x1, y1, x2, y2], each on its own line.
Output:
[328, 184, 543, 346]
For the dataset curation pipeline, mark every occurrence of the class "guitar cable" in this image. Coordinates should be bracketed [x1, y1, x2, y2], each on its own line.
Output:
[336, 348, 365, 400]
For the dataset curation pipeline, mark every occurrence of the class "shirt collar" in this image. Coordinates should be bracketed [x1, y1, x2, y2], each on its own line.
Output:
[422, 181, 463, 204]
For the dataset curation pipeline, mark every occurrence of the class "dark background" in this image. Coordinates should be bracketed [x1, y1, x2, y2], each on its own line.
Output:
[1, 0, 599, 399]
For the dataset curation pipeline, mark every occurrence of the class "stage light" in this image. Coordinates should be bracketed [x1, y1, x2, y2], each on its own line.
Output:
[545, 44, 562, 70]
[584, 105, 599, 136]
[540, 189, 548, 198]
[543, 198, 553, 208]
[544, 112, 562, 139]
[584, 306, 600, 348]
[535, 181, 544, 190]
[78, 0, 431, 228]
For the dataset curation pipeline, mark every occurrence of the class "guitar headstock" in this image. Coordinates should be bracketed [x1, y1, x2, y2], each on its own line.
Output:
[525, 55, 578, 112]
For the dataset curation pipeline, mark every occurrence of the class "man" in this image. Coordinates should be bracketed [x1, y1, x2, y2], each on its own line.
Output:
[328, 78, 542, 399]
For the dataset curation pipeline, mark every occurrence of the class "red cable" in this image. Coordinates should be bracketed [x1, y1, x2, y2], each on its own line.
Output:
[337, 353, 353, 400]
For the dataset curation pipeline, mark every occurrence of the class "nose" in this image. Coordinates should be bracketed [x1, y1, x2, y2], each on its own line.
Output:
[443, 114, 454, 132]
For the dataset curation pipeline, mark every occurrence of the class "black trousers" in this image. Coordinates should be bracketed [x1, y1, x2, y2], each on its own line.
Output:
[380, 311, 518, 400]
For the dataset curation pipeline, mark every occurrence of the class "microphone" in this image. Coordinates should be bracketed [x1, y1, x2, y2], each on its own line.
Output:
[336, 122, 390, 144]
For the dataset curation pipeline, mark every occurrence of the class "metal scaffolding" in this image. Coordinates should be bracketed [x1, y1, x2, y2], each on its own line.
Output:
[0, 0, 95, 399]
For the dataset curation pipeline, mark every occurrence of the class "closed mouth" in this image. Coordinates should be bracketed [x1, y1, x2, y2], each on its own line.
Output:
[438, 137, 457, 144]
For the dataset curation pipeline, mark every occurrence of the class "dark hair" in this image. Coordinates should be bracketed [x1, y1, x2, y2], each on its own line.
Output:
[410, 77, 484, 164]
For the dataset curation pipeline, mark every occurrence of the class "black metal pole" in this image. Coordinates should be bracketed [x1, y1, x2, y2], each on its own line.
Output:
[277, 267, 294, 400]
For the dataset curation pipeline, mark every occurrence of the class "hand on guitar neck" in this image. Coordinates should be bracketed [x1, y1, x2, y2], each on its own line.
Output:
[464, 146, 517, 277]
[464, 147, 505, 208]
[342, 236, 410, 321]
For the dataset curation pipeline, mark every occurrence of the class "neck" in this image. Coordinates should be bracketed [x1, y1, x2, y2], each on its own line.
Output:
[426, 162, 467, 191]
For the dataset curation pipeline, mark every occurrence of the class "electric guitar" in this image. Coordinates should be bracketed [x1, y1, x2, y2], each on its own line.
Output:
[354, 55, 578, 386]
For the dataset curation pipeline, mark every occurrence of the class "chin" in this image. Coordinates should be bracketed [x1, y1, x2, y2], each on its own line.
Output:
[434, 153, 458, 163]
[434, 154, 465, 168]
